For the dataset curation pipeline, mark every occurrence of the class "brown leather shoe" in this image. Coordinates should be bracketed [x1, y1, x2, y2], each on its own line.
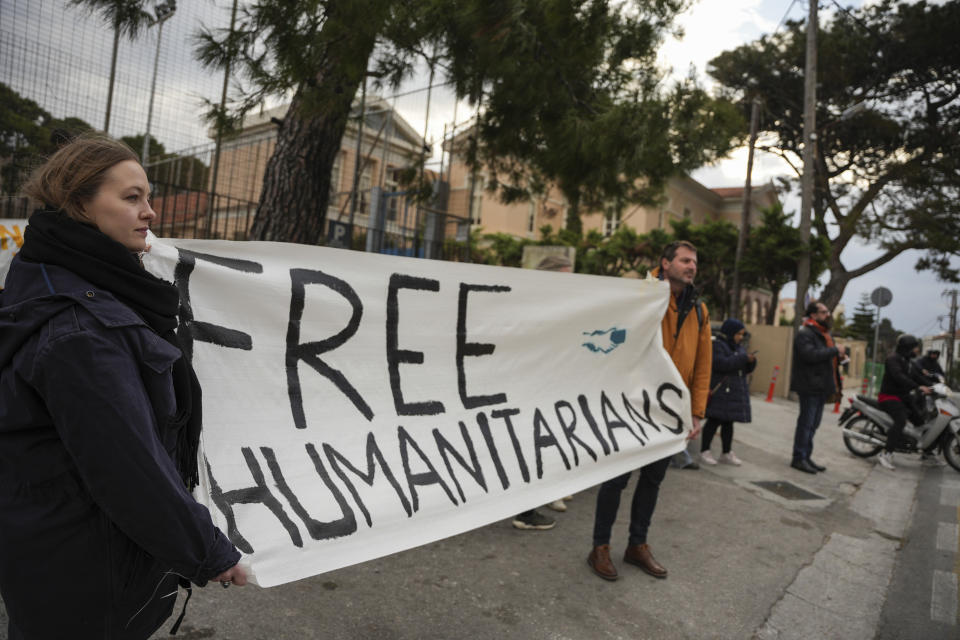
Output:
[587, 545, 619, 581]
[623, 543, 668, 579]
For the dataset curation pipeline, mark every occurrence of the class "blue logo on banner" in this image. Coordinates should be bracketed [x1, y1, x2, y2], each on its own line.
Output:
[582, 328, 627, 354]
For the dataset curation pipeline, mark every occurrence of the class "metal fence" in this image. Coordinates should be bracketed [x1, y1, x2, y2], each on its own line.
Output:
[1, 184, 472, 263]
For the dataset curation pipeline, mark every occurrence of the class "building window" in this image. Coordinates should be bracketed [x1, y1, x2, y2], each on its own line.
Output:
[358, 165, 373, 215]
[329, 152, 344, 195]
[385, 167, 401, 221]
[528, 201, 536, 233]
[603, 207, 622, 237]
[469, 174, 484, 224]
[683, 206, 691, 219]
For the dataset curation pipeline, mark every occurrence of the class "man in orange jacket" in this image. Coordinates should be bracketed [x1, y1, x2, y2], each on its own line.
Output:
[587, 240, 712, 581]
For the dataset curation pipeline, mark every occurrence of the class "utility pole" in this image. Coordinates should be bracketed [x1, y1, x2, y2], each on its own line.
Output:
[947, 289, 958, 385]
[142, 1, 177, 166]
[348, 75, 368, 227]
[731, 97, 760, 321]
[207, 0, 239, 238]
[794, 0, 818, 328]
[104, 17, 121, 133]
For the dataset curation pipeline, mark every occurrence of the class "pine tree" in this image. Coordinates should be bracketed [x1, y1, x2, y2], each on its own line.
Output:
[848, 293, 876, 344]
[193, 0, 743, 244]
[710, 1, 960, 308]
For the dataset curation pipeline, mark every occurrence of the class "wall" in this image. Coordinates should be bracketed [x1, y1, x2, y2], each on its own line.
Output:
[742, 326, 867, 399]
[839, 339, 868, 389]
[745, 324, 793, 399]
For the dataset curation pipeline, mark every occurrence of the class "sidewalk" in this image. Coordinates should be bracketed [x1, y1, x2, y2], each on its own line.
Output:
[0, 393, 922, 639]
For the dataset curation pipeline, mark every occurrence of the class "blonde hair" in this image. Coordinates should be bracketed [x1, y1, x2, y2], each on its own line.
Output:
[22, 133, 139, 221]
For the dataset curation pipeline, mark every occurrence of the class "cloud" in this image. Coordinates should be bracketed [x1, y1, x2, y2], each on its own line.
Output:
[658, 0, 777, 86]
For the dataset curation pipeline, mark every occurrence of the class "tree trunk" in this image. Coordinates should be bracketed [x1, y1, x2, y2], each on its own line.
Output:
[250, 89, 356, 244]
[819, 264, 852, 311]
[250, 7, 386, 244]
[565, 191, 582, 236]
[766, 288, 779, 325]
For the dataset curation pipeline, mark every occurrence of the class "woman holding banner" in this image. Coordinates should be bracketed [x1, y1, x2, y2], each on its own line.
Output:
[0, 134, 245, 639]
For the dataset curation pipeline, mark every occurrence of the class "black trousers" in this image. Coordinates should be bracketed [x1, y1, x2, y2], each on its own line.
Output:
[592, 456, 670, 547]
[879, 399, 907, 453]
[701, 419, 733, 453]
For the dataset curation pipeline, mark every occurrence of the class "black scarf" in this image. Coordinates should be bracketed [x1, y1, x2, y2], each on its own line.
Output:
[20, 209, 202, 490]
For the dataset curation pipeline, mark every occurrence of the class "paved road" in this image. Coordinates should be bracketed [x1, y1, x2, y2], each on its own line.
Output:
[1, 393, 955, 639]
[878, 464, 960, 640]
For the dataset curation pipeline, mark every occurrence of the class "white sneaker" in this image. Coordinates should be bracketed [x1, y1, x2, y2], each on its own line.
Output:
[700, 451, 718, 465]
[546, 499, 567, 512]
[719, 452, 743, 466]
[877, 452, 896, 471]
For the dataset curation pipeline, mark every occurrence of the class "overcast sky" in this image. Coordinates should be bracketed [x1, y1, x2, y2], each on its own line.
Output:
[660, 0, 959, 338]
[386, 0, 959, 338]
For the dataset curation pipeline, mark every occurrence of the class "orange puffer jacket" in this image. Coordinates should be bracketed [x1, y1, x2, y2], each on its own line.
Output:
[650, 267, 713, 418]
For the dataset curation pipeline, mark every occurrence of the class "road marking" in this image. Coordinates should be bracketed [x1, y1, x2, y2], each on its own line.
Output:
[938, 522, 959, 553]
[939, 485, 960, 507]
[931, 570, 958, 624]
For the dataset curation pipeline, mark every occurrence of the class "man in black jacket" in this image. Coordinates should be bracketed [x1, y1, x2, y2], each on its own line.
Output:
[790, 301, 841, 474]
[916, 350, 945, 381]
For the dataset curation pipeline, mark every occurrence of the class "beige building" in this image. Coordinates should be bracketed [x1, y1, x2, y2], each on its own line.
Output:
[154, 96, 438, 241]
[582, 180, 779, 238]
[443, 133, 781, 323]
[213, 97, 428, 216]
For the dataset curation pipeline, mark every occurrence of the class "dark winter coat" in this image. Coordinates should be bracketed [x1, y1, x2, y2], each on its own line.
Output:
[790, 324, 840, 396]
[880, 352, 928, 399]
[0, 256, 239, 639]
[705, 335, 756, 423]
[916, 355, 945, 380]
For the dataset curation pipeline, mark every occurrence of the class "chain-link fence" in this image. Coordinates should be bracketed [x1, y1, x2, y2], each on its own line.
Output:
[0, 0, 474, 257]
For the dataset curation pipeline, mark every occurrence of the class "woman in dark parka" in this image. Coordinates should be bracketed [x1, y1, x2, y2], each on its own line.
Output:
[0, 134, 246, 639]
[700, 318, 757, 466]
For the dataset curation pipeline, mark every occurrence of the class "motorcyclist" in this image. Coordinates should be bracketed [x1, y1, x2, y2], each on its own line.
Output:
[914, 349, 946, 383]
[876, 334, 933, 470]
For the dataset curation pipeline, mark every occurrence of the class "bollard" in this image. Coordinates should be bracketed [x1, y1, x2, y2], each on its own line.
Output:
[765, 365, 780, 402]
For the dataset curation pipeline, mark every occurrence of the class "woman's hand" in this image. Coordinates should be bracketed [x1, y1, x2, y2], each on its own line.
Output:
[214, 563, 248, 587]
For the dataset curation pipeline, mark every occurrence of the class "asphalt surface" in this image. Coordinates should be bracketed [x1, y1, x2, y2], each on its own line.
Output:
[878, 463, 960, 640]
[2, 392, 956, 639]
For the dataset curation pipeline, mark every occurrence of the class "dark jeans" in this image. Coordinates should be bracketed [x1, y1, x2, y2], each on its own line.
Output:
[702, 419, 733, 453]
[792, 393, 826, 463]
[879, 399, 907, 453]
[592, 456, 671, 547]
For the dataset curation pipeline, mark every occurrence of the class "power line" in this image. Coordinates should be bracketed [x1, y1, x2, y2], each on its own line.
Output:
[774, 0, 801, 35]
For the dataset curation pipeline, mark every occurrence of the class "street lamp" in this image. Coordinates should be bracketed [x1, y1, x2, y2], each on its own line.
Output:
[142, 1, 177, 166]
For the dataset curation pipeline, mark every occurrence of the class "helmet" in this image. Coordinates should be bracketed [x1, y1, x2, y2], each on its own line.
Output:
[896, 334, 920, 356]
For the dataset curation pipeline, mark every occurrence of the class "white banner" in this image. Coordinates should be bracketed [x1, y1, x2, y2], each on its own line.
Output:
[0, 219, 27, 288]
[146, 237, 692, 587]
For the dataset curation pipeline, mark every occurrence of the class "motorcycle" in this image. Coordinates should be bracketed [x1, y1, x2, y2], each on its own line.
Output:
[838, 383, 960, 472]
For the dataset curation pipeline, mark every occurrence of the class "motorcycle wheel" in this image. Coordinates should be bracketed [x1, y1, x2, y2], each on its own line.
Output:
[941, 431, 960, 473]
[843, 416, 885, 458]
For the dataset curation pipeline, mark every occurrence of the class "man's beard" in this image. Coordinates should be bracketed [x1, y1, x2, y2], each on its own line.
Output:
[818, 317, 832, 329]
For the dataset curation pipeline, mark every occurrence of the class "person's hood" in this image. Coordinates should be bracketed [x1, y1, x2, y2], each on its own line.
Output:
[720, 318, 745, 339]
[0, 257, 96, 368]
